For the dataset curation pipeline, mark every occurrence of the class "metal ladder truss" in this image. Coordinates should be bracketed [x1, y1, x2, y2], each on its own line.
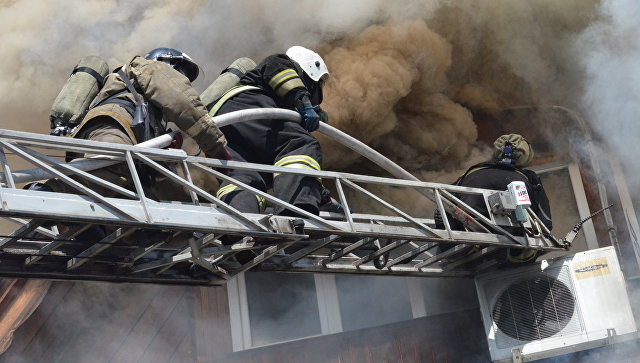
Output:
[0, 129, 563, 286]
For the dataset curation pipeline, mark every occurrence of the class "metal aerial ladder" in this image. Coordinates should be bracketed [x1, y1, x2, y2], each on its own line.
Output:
[0, 109, 569, 286]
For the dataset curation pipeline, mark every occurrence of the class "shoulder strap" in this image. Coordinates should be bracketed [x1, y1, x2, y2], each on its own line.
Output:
[208, 85, 261, 116]
[455, 162, 493, 185]
[73, 66, 106, 89]
[116, 69, 142, 105]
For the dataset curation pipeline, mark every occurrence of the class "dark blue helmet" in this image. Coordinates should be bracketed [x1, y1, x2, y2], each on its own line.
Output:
[144, 47, 200, 82]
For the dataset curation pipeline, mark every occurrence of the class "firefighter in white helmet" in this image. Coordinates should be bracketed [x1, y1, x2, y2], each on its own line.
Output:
[211, 46, 330, 217]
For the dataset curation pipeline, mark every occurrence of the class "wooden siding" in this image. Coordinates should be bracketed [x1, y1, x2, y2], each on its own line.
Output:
[0, 281, 233, 363]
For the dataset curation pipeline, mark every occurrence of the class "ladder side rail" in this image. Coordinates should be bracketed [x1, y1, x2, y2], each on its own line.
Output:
[194, 155, 510, 234]
[0, 131, 178, 185]
[0, 189, 307, 240]
[266, 258, 471, 277]
[0, 129, 524, 237]
[0, 129, 183, 160]
[319, 213, 435, 225]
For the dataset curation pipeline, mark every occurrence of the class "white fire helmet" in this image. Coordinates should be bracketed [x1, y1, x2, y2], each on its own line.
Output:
[286, 46, 329, 83]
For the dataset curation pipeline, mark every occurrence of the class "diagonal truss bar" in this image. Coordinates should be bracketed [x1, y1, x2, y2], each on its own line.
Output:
[25, 224, 92, 265]
[284, 235, 342, 265]
[434, 189, 454, 239]
[180, 160, 200, 205]
[19, 144, 137, 199]
[194, 163, 345, 231]
[131, 152, 269, 232]
[414, 244, 472, 269]
[5, 217, 58, 239]
[0, 219, 45, 248]
[126, 231, 182, 263]
[66, 227, 137, 270]
[442, 246, 499, 271]
[353, 239, 410, 267]
[341, 179, 440, 238]
[155, 233, 220, 274]
[321, 237, 375, 265]
[0, 141, 141, 222]
[386, 241, 437, 267]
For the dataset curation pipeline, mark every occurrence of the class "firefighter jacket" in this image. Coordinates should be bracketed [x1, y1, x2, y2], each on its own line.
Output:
[213, 54, 323, 216]
[444, 161, 553, 231]
[212, 54, 312, 114]
[434, 161, 553, 266]
[74, 56, 227, 155]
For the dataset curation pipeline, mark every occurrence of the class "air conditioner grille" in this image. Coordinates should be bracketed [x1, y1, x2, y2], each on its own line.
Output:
[492, 272, 578, 345]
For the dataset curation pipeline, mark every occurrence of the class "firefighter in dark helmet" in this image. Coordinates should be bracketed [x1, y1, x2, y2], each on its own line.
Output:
[44, 47, 230, 198]
[211, 46, 329, 216]
[436, 134, 552, 265]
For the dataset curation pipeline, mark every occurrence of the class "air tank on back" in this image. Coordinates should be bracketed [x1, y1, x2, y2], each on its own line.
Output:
[200, 57, 256, 110]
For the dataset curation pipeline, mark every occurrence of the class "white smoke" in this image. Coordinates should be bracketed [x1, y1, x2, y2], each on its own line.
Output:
[577, 0, 640, 182]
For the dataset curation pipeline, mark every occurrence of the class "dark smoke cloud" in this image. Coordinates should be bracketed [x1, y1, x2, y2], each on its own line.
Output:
[1, 1, 639, 360]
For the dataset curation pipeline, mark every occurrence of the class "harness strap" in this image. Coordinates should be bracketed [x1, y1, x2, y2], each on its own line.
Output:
[116, 69, 142, 105]
[208, 85, 261, 117]
[72, 66, 105, 89]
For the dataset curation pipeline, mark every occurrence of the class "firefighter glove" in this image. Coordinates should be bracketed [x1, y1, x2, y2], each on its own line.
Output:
[296, 96, 320, 132]
[314, 105, 329, 124]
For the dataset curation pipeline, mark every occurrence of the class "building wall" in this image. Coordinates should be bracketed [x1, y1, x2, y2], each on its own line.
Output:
[214, 308, 490, 363]
[0, 281, 233, 363]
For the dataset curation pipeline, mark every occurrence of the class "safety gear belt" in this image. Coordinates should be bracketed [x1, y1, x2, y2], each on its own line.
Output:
[208, 85, 260, 117]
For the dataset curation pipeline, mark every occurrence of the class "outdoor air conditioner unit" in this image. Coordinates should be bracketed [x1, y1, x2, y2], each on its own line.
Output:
[475, 246, 638, 362]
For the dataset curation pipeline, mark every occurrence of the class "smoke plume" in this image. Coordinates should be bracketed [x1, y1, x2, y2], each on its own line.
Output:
[1, 0, 640, 361]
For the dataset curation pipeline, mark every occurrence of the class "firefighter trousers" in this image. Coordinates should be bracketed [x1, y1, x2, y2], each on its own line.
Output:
[216, 119, 323, 216]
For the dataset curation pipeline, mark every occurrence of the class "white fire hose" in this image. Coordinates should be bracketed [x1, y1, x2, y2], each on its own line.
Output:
[8, 109, 416, 185]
